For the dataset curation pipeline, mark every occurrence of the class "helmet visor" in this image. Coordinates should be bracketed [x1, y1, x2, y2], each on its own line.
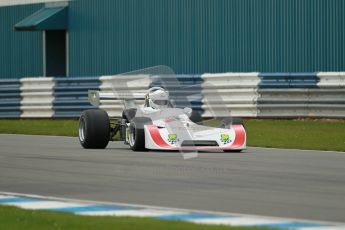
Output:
[153, 100, 168, 106]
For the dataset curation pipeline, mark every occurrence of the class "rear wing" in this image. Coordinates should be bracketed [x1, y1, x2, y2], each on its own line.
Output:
[88, 90, 145, 109]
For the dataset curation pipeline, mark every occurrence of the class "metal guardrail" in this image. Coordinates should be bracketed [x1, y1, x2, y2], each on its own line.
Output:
[256, 73, 345, 118]
[53, 77, 100, 118]
[20, 78, 54, 118]
[0, 79, 21, 118]
[98, 75, 149, 117]
[258, 72, 319, 88]
[0, 72, 344, 118]
[202, 73, 260, 117]
[99, 75, 203, 121]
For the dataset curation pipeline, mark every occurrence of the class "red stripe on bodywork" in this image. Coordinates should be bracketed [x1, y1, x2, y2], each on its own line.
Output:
[226, 124, 246, 149]
[147, 125, 173, 149]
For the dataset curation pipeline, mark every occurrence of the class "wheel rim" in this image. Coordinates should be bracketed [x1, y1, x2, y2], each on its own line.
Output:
[79, 118, 85, 142]
[128, 124, 136, 147]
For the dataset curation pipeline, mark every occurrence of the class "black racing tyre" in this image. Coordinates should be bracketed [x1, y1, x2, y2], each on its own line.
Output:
[79, 109, 110, 149]
[221, 117, 243, 125]
[219, 117, 244, 128]
[122, 108, 137, 122]
[190, 110, 203, 123]
[128, 117, 152, 151]
[231, 117, 243, 125]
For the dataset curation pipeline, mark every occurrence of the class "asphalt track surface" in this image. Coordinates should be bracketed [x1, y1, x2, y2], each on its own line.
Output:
[0, 134, 344, 223]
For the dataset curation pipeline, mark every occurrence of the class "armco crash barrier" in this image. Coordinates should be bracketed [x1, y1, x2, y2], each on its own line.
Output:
[0, 79, 21, 118]
[52, 77, 101, 118]
[20, 78, 54, 118]
[0, 72, 344, 118]
[202, 73, 260, 117]
[99, 74, 203, 119]
[257, 72, 345, 118]
[257, 72, 321, 118]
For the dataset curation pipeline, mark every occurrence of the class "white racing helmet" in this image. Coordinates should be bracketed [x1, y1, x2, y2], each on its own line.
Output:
[146, 87, 170, 109]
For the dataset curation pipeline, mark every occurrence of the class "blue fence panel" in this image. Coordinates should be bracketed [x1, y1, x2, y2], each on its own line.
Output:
[257, 73, 320, 107]
[258, 72, 319, 88]
[0, 79, 21, 118]
[52, 77, 101, 118]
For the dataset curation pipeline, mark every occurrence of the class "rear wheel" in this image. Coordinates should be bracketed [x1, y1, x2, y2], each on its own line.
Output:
[220, 117, 243, 128]
[79, 109, 110, 149]
[232, 117, 243, 125]
[122, 108, 137, 122]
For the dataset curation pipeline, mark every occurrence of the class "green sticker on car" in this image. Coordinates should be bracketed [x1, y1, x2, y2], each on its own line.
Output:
[168, 134, 177, 144]
[221, 134, 230, 144]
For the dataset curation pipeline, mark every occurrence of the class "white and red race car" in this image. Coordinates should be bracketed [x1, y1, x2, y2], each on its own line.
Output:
[78, 87, 246, 152]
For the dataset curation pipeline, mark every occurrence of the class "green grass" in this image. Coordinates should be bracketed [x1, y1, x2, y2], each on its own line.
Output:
[0, 118, 344, 152]
[0, 119, 78, 137]
[0, 205, 270, 230]
[244, 119, 345, 152]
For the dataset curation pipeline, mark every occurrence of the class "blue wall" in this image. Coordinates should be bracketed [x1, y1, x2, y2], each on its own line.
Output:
[68, 0, 345, 76]
[0, 4, 43, 79]
[0, 0, 345, 78]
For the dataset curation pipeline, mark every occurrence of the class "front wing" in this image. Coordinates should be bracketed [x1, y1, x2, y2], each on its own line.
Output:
[144, 124, 246, 151]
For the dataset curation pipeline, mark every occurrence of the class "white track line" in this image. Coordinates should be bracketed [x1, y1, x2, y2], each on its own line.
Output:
[4, 201, 88, 210]
[0, 191, 344, 227]
[78, 209, 183, 217]
[190, 216, 286, 226]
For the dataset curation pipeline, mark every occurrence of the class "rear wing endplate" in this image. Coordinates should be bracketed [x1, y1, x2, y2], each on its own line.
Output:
[88, 90, 145, 109]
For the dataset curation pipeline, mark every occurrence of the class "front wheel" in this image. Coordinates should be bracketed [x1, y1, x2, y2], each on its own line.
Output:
[79, 109, 110, 149]
[128, 117, 152, 151]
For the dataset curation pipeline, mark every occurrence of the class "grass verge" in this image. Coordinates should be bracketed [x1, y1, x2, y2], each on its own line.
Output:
[0, 119, 78, 137]
[0, 118, 344, 152]
[0, 205, 270, 230]
[245, 119, 345, 152]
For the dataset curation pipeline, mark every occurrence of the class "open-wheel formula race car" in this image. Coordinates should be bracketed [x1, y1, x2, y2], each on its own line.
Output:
[78, 87, 246, 152]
